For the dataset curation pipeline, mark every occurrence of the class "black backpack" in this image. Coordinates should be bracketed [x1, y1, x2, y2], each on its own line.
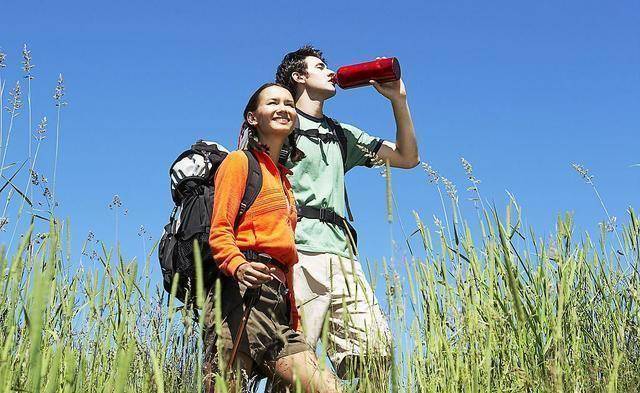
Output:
[158, 140, 262, 304]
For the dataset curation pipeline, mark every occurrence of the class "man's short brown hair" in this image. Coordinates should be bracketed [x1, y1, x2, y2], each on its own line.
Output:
[275, 45, 327, 97]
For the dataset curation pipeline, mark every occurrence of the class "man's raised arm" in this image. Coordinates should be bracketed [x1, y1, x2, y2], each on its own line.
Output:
[371, 78, 420, 169]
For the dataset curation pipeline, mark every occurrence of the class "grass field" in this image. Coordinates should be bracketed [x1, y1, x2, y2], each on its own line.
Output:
[1, 190, 639, 392]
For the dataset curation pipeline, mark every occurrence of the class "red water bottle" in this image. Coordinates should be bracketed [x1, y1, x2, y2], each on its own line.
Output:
[333, 57, 401, 89]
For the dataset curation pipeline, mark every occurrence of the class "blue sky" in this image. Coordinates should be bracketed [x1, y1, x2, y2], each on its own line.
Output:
[1, 0, 638, 279]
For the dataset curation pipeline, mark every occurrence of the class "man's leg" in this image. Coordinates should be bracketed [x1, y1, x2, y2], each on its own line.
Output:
[293, 251, 333, 349]
[326, 254, 392, 387]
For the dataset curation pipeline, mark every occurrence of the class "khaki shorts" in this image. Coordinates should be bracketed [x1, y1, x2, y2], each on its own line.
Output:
[293, 251, 392, 377]
[203, 273, 310, 370]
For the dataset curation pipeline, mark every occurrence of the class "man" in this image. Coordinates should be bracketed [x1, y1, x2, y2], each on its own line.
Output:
[275, 45, 419, 384]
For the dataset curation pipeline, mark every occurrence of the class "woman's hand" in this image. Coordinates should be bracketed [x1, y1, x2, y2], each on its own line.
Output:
[235, 262, 275, 288]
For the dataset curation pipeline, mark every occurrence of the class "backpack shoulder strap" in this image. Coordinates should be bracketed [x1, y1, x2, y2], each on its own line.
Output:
[325, 117, 354, 222]
[325, 117, 348, 168]
[236, 150, 262, 221]
[296, 118, 354, 222]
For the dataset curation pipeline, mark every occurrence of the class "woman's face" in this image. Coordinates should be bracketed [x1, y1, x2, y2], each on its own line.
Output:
[247, 85, 297, 139]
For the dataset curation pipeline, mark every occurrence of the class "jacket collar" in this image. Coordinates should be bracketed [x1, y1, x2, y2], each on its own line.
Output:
[251, 148, 293, 176]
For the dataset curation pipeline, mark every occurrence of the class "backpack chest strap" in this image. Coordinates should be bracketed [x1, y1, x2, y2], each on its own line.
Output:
[296, 205, 358, 249]
[295, 128, 340, 144]
[297, 205, 343, 225]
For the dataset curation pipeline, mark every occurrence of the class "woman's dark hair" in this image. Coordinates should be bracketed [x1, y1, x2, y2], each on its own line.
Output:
[241, 83, 304, 163]
[275, 45, 327, 98]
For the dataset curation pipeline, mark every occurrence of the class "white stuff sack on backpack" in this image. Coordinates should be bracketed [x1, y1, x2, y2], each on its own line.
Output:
[167, 141, 230, 232]
[170, 141, 229, 198]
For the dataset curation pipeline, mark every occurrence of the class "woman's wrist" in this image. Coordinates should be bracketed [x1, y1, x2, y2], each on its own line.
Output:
[233, 261, 248, 280]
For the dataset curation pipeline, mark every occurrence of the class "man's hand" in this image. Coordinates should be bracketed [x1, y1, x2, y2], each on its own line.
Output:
[370, 78, 407, 103]
[369, 57, 407, 102]
[235, 262, 275, 288]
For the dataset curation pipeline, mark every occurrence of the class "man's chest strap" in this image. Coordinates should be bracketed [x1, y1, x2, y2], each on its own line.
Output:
[296, 205, 358, 249]
[295, 128, 340, 144]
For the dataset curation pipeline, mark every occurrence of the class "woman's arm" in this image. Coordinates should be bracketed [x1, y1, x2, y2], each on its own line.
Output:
[209, 151, 251, 277]
[209, 151, 275, 287]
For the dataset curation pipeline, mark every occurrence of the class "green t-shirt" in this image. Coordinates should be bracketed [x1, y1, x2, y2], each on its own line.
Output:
[286, 109, 384, 258]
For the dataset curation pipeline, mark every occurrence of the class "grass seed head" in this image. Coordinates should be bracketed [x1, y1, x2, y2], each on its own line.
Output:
[380, 166, 389, 178]
[421, 162, 440, 184]
[355, 141, 385, 167]
[0, 217, 8, 231]
[22, 44, 35, 79]
[30, 169, 40, 186]
[461, 157, 481, 184]
[600, 216, 617, 232]
[109, 194, 122, 209]
[433, 215, 444, 230]
[442, 176, 458, 201]
[6, 81, 22, 114]
[571, 163, 594, 185]
[34, 116, 47, 140]
[0, 49, 6, 69]
[33, 233, 47, 245]
[53, 73, 66, 106]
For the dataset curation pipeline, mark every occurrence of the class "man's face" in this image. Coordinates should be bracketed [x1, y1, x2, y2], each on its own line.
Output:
[299, 56, 336, 99]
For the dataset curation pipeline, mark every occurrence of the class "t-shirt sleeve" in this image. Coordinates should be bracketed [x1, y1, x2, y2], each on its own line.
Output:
[340, 122, 385, 172]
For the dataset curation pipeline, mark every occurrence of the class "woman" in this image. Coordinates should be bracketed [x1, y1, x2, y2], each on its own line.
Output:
[205, 83, 342, 393]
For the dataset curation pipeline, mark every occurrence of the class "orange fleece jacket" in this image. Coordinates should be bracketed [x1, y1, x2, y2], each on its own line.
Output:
[209, 149, 300, 329]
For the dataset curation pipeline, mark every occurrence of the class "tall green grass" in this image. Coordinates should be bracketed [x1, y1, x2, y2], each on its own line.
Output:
[1, 200, 638, 392]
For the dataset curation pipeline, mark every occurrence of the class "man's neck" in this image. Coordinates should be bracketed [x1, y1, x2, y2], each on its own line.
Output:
[295, 92, 325, 119]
